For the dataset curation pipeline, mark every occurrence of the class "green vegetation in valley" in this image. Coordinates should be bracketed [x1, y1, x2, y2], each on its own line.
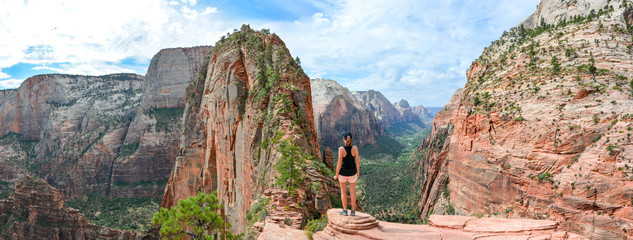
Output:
[66, 194, 160, 231]
[354, 127, 430, 224]
[152, 191, 240, 240]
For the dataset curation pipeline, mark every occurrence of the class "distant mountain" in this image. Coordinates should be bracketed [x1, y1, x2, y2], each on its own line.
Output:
[311, 78, 384, 150]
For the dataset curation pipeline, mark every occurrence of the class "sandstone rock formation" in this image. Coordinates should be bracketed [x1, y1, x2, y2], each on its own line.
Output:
[311, 78, 384, 149]
[353, 90, 427, 131]
[416, 1, 633, 238]
[161, 25, 331, 233]
[0, 46, 211, 199]
[352, 90, 403, 128]
[0, 176, 152, 240]
[313, 208, 581, 240]
[410, 105, 432, 122]
[393, 99, 423, 123]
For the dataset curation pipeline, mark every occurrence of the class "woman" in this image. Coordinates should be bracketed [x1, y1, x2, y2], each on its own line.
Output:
[334, 131, 360, 216]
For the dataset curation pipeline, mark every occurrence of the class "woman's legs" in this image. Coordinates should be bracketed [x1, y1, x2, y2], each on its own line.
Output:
[349, 182, 356, 211]
[339, 181, 347, 210]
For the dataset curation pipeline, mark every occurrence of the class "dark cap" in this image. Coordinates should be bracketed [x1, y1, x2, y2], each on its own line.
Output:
[341, 131, 352, 139]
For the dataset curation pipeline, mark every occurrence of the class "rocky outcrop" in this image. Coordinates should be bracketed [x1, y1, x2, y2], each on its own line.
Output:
[416, 1, 633, 239]
[311, 79, 384, 149]
[161, 25, 331, 233]
[312, 208, 581, 240]
[0, 177, 152, 240]
[0, 46, 211, 199]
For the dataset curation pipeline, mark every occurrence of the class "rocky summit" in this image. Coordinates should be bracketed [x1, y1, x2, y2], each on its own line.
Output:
[161, 25, 332, 234]
[310, 78, 384, 149]
[416, 0, 633, 238]
[309, 208, 581, 240]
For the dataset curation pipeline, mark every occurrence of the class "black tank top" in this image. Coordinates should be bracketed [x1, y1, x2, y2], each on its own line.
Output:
[339, 146, 357, 176]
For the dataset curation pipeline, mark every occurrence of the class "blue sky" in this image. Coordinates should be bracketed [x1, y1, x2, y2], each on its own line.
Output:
[0, 0, 540, 107]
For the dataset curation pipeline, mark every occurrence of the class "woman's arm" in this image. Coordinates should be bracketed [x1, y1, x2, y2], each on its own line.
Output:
[353, 146, 360, 176]
[335, 147, 343, 180]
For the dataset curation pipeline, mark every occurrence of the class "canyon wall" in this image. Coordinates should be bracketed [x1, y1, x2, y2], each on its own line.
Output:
[0, 46, 211, 199]
[416, 0, 633, 239]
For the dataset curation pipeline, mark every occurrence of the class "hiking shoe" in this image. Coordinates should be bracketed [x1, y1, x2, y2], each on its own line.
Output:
[350, 210, 356, 216]
[339, 210, 348, 216]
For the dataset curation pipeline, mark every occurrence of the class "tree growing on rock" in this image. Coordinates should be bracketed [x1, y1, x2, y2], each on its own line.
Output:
[152, 192, 239, 240]
[275, 139, 308, 195]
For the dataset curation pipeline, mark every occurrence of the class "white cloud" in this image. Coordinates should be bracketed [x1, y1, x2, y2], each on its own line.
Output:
[0, 0, 229, 76]
[0, 79, 24, 89]
[201, 7, 217, 15]
[268, 0, 539, 106]
[0, 0, 539, 105]
[0, 71, 9, 79]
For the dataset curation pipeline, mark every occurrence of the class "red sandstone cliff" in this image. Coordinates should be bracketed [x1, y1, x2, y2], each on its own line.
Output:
[0, 176, 152, 240]
[416, 1, 633, 239]
[161, 25, 332, 234]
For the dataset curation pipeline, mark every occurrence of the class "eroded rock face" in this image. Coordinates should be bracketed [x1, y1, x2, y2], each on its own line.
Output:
[111, 46, 211, 197]
[0, 46, 211, 199]
[0, 177, 152, 240]
[521, 0, 611, 29]
[352, 90, 402, 128]
[393, 99, 426, 125]
[416, 1, 633, 239]
[311, 78, 384, 149]
[312, 209, 580, 240]
[161, 25, 330, 233]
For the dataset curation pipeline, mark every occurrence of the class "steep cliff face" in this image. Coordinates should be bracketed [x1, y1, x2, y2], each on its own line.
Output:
[417, 1, 633, 238]
[0, 177, 151, 240]
[0, 74, 146, 197]
[161, 25, 331, 233]
[0, 46, 211, 199]
[111, 46, 211, 197]
[393, 99, 425, 124]
[352, 90, 426, 131]
[352, 90, 403, 128]
[311, 78, 384, 149]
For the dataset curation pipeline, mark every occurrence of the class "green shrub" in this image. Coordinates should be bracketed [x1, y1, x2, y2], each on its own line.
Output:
[304, 214, 327, 240]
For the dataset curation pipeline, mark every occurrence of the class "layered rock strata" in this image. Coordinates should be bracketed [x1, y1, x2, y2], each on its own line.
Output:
[161, 25, 331, 233]
[416, 0, 633, 238]
[0, 46, 211, 199]
[351, 90, 403, 128]
[0, 177, 152, 240]
[111, 46, 211, 197]
[311, 78, 384, 149]
[312, 208, 581, 240]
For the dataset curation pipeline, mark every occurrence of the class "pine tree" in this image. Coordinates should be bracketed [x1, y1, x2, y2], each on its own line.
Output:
[152, 192, 239, 240]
